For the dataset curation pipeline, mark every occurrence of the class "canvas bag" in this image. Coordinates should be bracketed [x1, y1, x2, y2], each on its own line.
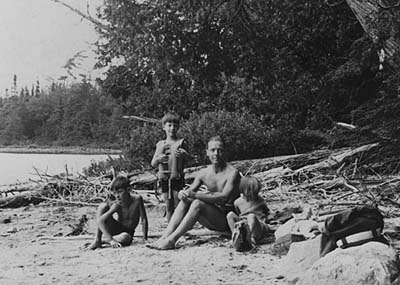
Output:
[320, 205, 388, 257]
[232, 220, 253, 252]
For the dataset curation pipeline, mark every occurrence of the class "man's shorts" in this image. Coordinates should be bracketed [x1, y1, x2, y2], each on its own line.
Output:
[159, 178, 185, 193]
[217, 204, 236, 215]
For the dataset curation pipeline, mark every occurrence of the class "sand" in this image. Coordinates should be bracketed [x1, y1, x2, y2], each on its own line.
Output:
[0, 203, 286, 285]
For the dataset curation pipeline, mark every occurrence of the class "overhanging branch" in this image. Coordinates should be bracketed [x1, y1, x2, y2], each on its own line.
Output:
[50, 0, 111, 32]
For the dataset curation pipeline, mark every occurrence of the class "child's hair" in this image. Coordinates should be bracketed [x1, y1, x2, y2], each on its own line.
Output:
[239, 176, 262, 201]
[110, 176, 131, 191]
[161, 112, 180, 125]
[208, 135, 225, 146]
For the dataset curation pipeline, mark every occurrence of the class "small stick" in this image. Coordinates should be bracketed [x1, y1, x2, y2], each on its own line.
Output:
[352, 158, 358, 178]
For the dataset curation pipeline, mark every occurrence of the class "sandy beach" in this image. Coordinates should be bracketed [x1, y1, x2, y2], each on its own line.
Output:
[0, 203, 286, 285]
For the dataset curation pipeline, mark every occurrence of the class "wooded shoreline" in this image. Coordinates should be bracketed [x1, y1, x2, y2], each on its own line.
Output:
[0, 146, 122, 155]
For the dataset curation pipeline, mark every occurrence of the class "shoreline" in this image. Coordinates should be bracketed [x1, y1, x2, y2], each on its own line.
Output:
[0, 146, 123, 155]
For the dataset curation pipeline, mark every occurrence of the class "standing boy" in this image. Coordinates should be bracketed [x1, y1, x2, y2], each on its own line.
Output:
[227, 176, 270, 246]
[151, 112, 191, 221]
[87, 176, 148, 250]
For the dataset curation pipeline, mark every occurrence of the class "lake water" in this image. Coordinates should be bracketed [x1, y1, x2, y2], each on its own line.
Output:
[0, 153, 119, 185]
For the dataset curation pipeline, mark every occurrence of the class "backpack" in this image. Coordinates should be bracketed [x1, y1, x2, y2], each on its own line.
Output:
[320, 205, 388, 257]
[232, 220, 253, 252]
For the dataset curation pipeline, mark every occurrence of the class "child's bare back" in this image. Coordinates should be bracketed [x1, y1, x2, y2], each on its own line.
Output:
[227, 176, 270, 247]
[235, 196, 269, 223]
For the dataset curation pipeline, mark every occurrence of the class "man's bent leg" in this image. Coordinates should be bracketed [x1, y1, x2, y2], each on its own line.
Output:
[160, 199, 191, 239]
[197, 203, 230, 232]
[155, 199, 205, 249]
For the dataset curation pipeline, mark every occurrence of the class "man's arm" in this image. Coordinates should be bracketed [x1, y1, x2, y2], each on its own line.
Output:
[138, 196, 148, 240]
[189, 170, 240, 204]
[178, 171, 203, 202]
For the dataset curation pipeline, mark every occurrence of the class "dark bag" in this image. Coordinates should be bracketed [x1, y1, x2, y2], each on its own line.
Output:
[320, 205, 388, 257]
[232, 220, 253, 252]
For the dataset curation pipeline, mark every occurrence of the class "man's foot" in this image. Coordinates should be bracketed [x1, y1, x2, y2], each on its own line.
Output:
[146, 238, 175, 250]
[86, 240, 102, 250]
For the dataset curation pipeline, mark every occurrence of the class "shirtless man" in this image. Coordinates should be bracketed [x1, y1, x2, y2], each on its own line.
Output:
[150, 136, 241, 250]
[87, 176, 148, 250]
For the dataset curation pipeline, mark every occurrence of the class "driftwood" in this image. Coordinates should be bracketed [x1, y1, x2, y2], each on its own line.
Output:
[0, 191, 44, 208]
[129, 147, 348, 189]
[122, 115, 160, 124]
[2, 142, 400, 215]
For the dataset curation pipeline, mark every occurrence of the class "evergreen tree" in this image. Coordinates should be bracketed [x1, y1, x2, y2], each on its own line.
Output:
[35, 80, 40, 97]
[12, 75, 18, 97]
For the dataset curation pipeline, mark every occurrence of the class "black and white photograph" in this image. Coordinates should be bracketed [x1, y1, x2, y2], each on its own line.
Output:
[1, 0, 400, 284]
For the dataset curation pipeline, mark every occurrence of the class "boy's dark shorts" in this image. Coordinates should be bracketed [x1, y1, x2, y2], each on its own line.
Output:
[160, 178, 185, 193]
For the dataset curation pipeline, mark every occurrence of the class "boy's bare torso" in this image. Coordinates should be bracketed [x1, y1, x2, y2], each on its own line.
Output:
[113, 194, 142, 234]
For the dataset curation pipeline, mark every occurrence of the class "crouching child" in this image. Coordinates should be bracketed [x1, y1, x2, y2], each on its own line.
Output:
[87, 176, 148, 250]
[227, 176, 270, 250]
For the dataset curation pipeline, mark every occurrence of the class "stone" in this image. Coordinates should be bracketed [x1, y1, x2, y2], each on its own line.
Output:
[275, 218, 319, 240]
[298, 242, 400, 285]
[269, 205, 304, 224]
[1, 217, 11, 224]
[7, 227, 18, 233]
[270, 233, 306, 256]
[277, 235, 321, 283]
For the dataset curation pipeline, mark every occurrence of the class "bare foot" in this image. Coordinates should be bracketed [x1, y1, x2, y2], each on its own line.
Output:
[147, 238, 175, 250]
[86, 240, 102, 250]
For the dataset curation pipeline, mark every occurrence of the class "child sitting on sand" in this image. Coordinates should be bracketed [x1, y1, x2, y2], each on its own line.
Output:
[87, 176, 148, 250]
[227, 176, 270, 247]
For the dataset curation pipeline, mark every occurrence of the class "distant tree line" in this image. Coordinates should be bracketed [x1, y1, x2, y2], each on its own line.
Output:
[0, 80, 126, 148]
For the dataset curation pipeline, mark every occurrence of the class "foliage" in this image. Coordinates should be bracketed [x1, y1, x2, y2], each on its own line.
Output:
[82, 155, 131, 177]
[123, 122, 165, 169]
[180, 111, 273, 163]
[95, 0, 387, 143]
[0, 82, 126, 148]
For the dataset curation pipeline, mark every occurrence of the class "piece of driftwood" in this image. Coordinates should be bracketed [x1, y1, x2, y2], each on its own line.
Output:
[293, 143, 379, 175]
[0, 191, 44, 208]
[122, 115, 160, 124]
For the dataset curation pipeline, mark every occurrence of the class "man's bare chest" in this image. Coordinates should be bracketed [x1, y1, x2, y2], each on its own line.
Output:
[203, 174, 227, 192]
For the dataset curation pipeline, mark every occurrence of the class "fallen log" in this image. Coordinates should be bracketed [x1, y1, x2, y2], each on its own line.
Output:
[293, 143, 379, 175]
[128, 143, 379, 190]
[0, 191, 44, 208]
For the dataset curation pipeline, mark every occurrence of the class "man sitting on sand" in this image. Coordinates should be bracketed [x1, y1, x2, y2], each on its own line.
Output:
[149, 136, 241, 250]
[87, 176, 148, 250]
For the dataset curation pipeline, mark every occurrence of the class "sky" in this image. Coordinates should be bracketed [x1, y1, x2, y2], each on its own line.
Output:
[0, 0, 105, 97]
